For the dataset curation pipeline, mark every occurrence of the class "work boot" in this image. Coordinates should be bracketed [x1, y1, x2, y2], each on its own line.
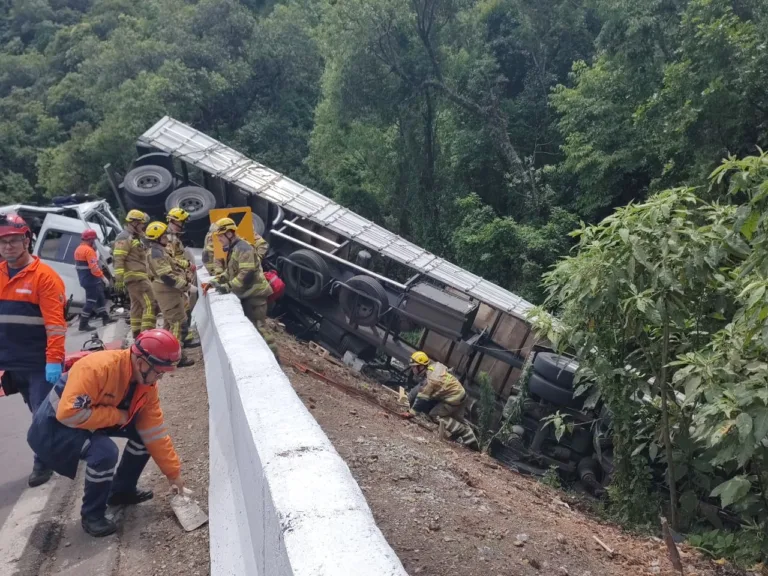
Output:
[100, 312, 117, 326]
[28, 466, 53, 488]
[177, 353, 195, 368]
[183, 335, 200, 349]
[81, 515, 117, 538]
[107, 488, 153, 507]
[79, 317, 96, 332]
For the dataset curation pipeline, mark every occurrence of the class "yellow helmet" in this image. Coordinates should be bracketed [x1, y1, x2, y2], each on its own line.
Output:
[125, 209, 148, 223]
[213, 217, 237, 234]
[145, 221, 168, 241]
[167, 207, 190, 223]
[410, 351, 430, 366]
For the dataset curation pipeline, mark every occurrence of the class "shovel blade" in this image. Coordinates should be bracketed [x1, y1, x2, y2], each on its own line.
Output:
[170, 494, 208, 532]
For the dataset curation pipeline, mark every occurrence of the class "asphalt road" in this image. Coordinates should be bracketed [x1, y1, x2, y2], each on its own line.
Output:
[0, 316, 128, 529]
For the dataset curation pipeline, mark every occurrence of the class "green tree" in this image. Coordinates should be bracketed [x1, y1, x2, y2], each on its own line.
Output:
[531, 188, 738, 528]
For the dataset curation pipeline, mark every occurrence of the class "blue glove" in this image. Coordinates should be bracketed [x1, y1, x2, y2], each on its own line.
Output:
[45, 363, 62, 384]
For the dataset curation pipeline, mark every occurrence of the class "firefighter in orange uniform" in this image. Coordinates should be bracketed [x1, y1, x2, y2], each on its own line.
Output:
[27, 329, 186, 537]
[74, 229, 116, 332]
[0, 213, 67, 488]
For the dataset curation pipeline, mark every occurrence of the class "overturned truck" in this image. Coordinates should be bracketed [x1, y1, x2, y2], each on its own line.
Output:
[107, 116, 611, 489]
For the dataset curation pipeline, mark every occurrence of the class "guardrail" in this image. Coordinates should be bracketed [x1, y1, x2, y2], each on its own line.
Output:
[194, 269, 409, 576]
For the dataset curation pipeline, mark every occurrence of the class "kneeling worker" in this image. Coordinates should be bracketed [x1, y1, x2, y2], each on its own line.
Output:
[27, 329, 186, 537]
[405, 351, 478, 449]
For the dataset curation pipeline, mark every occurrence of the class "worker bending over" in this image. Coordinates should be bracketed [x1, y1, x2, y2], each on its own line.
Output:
[145, 221, 197, 365]
[113, 210, 156, 338]
[207, 217, 277, 358]
[406, 351, 478, 449]
[28, 329, 185, 537]
[0, 214, 67, 487]
[74, 229, 115, 332]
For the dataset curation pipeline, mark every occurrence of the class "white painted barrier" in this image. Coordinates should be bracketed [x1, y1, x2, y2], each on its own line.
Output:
[193, 271, 409, 576]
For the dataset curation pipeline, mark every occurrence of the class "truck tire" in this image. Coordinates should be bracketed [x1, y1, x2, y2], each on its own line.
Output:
[533, 352, 578, 390]
[123, 165, 174, 207]
[339, 275, 388, 327]
[165, 186, 216, 223]
[253, 214, 265, 237]
[283, 249, 331, 300]
[528, 372, 581, 409]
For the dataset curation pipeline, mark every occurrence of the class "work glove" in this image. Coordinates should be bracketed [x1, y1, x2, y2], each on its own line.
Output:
[45, 363, 63, 384]
[209, 278, 230, 294]
[399, 411, 414, 420]
[114, 278, 125, 292]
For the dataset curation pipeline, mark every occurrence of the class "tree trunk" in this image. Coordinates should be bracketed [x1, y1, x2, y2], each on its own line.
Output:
[424, 79, 536, 200]
[660, 304, 680, 529]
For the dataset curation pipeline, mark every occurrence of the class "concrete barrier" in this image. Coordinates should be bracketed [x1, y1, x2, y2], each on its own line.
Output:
[194, 271, 408, 576]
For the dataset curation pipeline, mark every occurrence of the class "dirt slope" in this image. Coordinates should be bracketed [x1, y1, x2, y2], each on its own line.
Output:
[276, 329, 729, 576]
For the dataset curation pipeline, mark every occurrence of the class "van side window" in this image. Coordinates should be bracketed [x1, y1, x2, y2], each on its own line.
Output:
[38, 230, 80, 263]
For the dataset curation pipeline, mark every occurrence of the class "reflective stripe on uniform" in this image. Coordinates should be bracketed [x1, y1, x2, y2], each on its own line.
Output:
[85, 466, 116, 483]
[125, 440, 149, 456]
[0, 314, 44, 325]
[138, 423, 168, 444]
[48, 387, 60, 410]
[61, 408, 92, 427]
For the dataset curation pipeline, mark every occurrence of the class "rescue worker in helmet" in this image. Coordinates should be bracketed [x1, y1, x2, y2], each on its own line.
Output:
[165, 207, 199, 344]
[27, 329, 186, 537]
[207, 217, 277, 357]
[113, 210, 156, 338]
[74, 229, 116, 332]
[202, 222, 225, 276]
[404, 351, 478, 449]
[145, 221, 197, 365]
[0, 213, 67, 487]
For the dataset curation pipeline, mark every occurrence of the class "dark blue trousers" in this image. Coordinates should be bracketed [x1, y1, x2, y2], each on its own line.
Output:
[11, 369, 52, 471]
[81, 424, 150, 518]
[82, 283, 106, 319]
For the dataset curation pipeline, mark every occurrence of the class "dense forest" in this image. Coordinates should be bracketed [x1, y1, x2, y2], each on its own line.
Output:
[2, 0, 766, 303]
[5, 0, 768, 561]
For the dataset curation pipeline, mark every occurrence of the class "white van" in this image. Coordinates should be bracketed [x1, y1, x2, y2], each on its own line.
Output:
[0, 201, 122, 312]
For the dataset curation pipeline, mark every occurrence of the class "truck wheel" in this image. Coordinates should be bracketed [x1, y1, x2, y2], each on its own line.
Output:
[339, 275, 389, 327]
[528, 372, 582, 409]
[532, 352, 578, 390]
[165, 186, 216, 222]
[283, 249, 331, 300]
[253, 214, 265, 237]
[123, 165, 173, 207]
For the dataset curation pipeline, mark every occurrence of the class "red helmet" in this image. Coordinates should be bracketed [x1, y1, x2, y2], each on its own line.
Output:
[0, 214, 30, 238]
[131, 329, 181, 372]
[81, 229, 98, 241]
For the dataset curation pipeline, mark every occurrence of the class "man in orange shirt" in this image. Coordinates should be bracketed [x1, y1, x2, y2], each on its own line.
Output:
[74, 229, 116, 332]
[28, 329, 186, 537]
[0, 213, 67, 487]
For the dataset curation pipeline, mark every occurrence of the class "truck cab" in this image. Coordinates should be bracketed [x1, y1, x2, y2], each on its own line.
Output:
[0, 200, 121, 313]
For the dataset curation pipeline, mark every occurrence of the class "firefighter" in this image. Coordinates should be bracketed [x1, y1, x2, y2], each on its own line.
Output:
[74, 229, 116, 332]
[404, 351, 478, 449]
[113, 210, 156, 338]
[165, 207, 199, 343]
[0, 213, 67, 487]
[27, 329, 186, 537]
[207, 218, 277, 357]
[202, 222, 224, 276]
[145, 221, 197, 364]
